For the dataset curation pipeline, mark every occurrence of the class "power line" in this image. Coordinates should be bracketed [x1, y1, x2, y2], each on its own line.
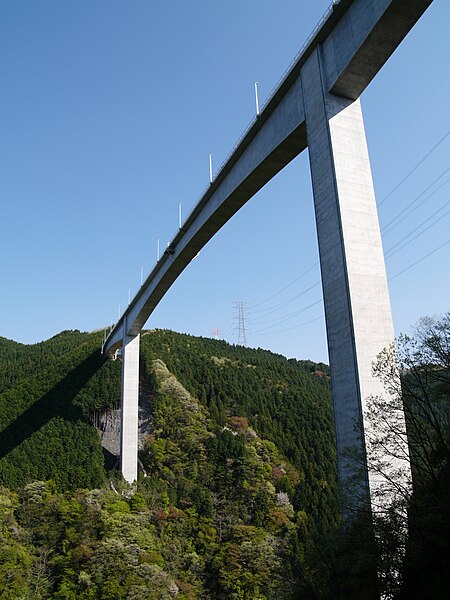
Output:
[219, 133, 450, 340]
[385, 200, 450, 260]
[382, 167, 450, 235]
[249, 281, 320, 319]
[251, 239, 449, 335]
[251, 235, 449, 335]
[382, 69, 450, 156]
[250, 262, 319, 309]
[252, 315, 324, 336]
[389, 238, 450, 281]
[378, 129, 450, 208]
[223, 321, 235, 335]
[220, 313, 233, 330]
[251, 299, 323, 333]
[250, 298, 323, 328]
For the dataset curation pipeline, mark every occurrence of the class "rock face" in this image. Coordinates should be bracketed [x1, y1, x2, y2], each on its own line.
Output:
[97, 407, 120, 458]
[94, 359, 202, 467]
[93, 374, 154, 460]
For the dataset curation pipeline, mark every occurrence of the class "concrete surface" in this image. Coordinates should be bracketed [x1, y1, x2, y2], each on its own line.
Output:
[120, 331, 140, 483]
[105, 0, 431, 504]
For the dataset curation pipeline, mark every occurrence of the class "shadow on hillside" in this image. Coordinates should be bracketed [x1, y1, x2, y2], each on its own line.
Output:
[103, 447, 119, 471]
[0, 350, 103, 458]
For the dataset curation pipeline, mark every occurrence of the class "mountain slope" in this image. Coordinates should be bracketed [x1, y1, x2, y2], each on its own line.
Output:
[0, 328, 338, 598]
[0, 330, 121, 489]
[140, 330, 337, 532]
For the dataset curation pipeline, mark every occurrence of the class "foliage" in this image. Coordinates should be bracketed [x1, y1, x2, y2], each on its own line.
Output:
[140, 330, 338, 534]
[360, 313, 450, 599]
[0, 331, 122, 491]
[0, 327, 340, 597]
[0, 317, 446, 597]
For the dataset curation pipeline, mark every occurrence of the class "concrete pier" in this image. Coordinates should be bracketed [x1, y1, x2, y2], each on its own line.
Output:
[103, 0, 430, 509]
[302, 47, 405, 515]
[120, 330, 140, 483]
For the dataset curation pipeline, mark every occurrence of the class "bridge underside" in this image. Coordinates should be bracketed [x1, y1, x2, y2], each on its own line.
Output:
[104, 0, 431, 520]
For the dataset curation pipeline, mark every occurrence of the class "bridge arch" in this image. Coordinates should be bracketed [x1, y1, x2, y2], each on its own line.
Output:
[103, 0, 432, 520]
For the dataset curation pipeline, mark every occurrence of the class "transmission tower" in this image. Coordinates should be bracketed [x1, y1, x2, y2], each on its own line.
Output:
[233, 301, 249, 346]
[211, 328, 222, 339]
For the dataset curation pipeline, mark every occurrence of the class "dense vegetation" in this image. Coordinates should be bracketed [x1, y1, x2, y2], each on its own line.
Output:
[0, 331, 120, 490]
[363, 314, 450, 599]
[0, 329, 338, 598]
[139, 330, 337, 536]
[1, 318, 446, 598]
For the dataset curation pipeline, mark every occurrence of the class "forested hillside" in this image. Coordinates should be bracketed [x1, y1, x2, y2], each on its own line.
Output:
[0, 329, 338, 598]
[0, 331, 121, 489]
[1, 318, 448, 598]
[139, 330, 337, 534]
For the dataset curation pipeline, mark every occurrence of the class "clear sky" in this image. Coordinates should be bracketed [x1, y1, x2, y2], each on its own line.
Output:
[1, 0, 449, 363]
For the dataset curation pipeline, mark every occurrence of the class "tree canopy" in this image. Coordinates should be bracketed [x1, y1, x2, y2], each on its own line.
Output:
[0, 328, 337, 598]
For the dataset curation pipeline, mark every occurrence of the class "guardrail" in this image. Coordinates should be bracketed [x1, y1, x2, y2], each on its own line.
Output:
[105, 1, 344, 347]
[177, 1, 342, 238]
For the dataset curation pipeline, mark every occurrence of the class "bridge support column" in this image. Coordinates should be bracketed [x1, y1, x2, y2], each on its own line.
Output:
[302, 48, 407, 519]
[120, 330, 140, 484]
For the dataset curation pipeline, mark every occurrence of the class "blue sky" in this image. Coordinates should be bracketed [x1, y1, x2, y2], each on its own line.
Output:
[1, 0, 449, 363]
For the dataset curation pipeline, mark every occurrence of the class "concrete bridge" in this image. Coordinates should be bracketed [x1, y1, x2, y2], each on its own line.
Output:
[103, 0, 433, 517]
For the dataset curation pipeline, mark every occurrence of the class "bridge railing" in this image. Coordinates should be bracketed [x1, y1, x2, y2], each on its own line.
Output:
[105, 1, 345, 347]
[175, 1, 343, 241]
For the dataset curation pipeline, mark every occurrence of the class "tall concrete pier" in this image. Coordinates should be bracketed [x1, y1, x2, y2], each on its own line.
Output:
[302, 48, 398, 514]
[120, 330, 140, 483]
[104, 0, 432, 522]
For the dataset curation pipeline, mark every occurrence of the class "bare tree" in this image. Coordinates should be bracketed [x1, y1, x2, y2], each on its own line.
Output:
[364, 313, 450, 598]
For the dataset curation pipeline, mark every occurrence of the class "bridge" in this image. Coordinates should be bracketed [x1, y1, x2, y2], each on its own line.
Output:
[103, 0, 433, 518]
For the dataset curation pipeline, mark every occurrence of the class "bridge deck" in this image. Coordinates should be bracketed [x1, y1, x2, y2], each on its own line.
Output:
[103, 0, 432, 356]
